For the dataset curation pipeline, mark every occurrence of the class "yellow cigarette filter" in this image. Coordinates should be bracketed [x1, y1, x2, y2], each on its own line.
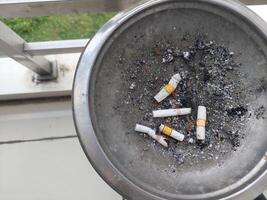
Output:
[161, 125, 173, 136]
[197, 119, 206, 127]
[164, 84, 176, 94]
[154, 73, 181, 103]
[159, 124, 184, 142]
[196, 106, 206, 140]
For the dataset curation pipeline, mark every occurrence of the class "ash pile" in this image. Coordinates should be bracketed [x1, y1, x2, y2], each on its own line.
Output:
[117, 34, 265, 167]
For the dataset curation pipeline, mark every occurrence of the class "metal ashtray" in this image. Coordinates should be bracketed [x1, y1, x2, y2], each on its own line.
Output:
[73, 0, 267, 199]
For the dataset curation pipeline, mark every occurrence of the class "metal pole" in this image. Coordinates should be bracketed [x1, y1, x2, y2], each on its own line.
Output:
[24, 39, 89, 56]
[0, 21, 57, 81]
[0, 0, 140, 18]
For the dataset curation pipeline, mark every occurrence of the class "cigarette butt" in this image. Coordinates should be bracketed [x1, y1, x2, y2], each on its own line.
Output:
[196, 106, 206, 140]
[153, 108, 191, 118]
[154, 73, 181, 102]
[154, 89, 169, 103]
[135, 124, 168, 147]
[159, 124, 184, 142]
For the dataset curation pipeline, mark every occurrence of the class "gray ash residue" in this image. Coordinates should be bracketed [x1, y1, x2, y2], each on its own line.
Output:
[117, 34, 251, 167]
[255, 106, 266, 119]
[227, 106, 248, 118]
[256, 78, 267, 94]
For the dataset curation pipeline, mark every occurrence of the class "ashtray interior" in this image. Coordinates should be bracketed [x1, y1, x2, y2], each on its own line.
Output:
[88, 1, 267, 198]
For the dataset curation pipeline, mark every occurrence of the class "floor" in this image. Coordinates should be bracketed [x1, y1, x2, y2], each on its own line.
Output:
[0, 4, 267, 200]
[0, 99, 121, 200]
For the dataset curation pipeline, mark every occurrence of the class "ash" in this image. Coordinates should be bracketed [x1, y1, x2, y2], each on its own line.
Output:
[255, 106, 266, 119]
[118, 34, 252, 168]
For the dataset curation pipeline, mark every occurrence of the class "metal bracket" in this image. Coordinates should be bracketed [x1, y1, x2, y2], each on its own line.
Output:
[0, 53, 78, 101]
[32, 60, 58, 82]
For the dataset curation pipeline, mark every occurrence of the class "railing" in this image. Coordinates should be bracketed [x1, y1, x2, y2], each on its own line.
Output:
[0, 0, 140, 81]
[0, 0, 266, 99]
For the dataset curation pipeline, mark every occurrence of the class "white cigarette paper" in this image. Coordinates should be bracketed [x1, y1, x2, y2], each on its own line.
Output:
[154, 73, 181, 103]
[196, 106, 206, 140]
[135, 124, 168, 147]
[159, 124, 184, 142]
[153, 108, 191, 118]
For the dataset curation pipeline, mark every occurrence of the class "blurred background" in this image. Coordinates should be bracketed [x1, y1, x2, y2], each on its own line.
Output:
[2, 13, 115, 42]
